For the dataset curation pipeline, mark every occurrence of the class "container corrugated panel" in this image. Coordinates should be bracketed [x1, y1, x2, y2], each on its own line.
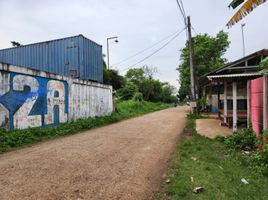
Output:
[0, 35, 103, 82]
[81, 36, 103, 83]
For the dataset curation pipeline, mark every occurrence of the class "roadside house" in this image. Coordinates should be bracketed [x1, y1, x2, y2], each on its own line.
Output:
[199, 49, 268, 134]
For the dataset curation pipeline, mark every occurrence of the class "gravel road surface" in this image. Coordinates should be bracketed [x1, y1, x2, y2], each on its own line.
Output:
[0, 106, 188, 200]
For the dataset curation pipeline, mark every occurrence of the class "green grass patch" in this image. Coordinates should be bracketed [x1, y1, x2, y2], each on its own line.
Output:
[0, 100, 171, 153]
[155, 115, 268, 200]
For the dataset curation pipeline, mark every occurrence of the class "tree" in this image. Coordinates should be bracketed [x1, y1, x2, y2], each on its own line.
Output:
[162, 83, 178, 103]
[259, 57, 268, 74]
[142, 65, 157, 79]
[125, 67, 162, 102]
[139, 79, 163, 102]
[103, 60, 125, 90]
[119, 66, 177, 103]
[178, 30, 230, 100]
[117, 82, 138, 100]
[125, 68, 145, 85]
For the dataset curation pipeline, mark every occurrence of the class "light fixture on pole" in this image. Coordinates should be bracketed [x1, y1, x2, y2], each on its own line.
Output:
[106, 36, 119, 70]
[241, 23, 246, 57]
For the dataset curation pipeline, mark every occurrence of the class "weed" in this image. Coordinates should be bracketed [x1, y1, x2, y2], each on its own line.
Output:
[155, 115, 268, 200]
[250, 151, 268, 175]
[224, 128, 257, 151]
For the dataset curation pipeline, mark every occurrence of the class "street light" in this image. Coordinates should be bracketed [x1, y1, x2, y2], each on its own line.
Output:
[106, 36, 119, 70]
[241, 23, 246, 57]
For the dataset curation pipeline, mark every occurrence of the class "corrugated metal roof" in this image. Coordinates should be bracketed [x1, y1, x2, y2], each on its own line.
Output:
[207, 72, 260, 80]
[199, 49, 268, 86]
[201, 49, 268, 78]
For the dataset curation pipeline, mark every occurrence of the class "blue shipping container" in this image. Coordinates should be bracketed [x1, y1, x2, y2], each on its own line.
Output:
[0, 35, 103, 82]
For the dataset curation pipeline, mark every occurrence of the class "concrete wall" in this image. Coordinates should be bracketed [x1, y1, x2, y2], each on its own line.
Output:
[0, 63, 113, 130]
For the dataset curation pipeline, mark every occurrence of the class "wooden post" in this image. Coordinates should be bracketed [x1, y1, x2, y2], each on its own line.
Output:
[263, 75, 268, 130]
[217, 82, 221, 118]
[247, 80, 251, 128]
[233, 82, 237, 132]
[202, 86, 206, 111]
[224, 81, 228, 124]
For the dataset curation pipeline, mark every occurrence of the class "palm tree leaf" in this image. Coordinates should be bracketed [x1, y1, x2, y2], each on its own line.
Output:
[227, 0, 266, 28]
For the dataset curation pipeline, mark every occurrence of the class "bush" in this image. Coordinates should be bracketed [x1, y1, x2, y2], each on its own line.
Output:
[249, 150, 268, 176]
[220, 128, 268, 176]
[224, 128, 257, 150]
[133, 92, 143, 102]
[117, 82, 138, 100]
[215, 135, 225, 142]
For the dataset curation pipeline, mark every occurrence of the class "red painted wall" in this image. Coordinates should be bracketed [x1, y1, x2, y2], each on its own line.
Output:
[251, 77, 263, 135]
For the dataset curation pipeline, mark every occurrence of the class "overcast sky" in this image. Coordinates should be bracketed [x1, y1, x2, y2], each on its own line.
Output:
[0, 0, 267, 87]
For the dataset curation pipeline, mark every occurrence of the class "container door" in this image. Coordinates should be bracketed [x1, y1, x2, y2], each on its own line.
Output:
[66, 42, 79, 78]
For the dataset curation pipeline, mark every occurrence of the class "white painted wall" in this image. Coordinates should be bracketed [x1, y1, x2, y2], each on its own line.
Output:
[68, 79, 113, 121]
[0, 63, 113, 129]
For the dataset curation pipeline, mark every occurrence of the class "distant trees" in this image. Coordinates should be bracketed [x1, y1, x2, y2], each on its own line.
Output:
[162, 83, 177, 103]
[177, 31, 230, 100]
[118, 66, 178, 103]
[103, 58, 177, 103]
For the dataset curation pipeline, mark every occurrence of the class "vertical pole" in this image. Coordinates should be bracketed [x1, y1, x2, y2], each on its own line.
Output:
[241, 24, 246, 57]
[224, 81, 228, 124]
[217, 82, 221, 118]
[202, 86, 206, 110]
[263, 75, 268, 130]
[107, 39, 110, 70]
[187, 16, 197, 114]
[247, 80, 251, 128]
[233, 81, 237, 132]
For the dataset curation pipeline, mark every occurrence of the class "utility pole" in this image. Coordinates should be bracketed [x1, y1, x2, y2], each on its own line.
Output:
[187, 16, 197, 114]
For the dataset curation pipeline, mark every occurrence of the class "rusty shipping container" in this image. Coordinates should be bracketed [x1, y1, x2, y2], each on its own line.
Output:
[0, 35, 103, 82]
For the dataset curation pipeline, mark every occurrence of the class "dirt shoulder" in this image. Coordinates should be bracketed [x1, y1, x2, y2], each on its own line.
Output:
[0, 106, 188, 200]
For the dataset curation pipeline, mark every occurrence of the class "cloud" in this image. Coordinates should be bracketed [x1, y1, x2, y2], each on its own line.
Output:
[0, 0, 267, 89]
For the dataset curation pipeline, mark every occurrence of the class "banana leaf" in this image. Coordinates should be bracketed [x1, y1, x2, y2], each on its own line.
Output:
[227, 0, 267, 28]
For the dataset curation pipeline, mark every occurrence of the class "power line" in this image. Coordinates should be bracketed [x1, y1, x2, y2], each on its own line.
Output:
[111, 29, 184, 68]
[191, 25, 198, 35]
[120, 27, 186, 72]
[176, 0, 187, 39]
[176, 0, 186, 25]
[176, 0, 186, 19]
[179, 0, 187, 19]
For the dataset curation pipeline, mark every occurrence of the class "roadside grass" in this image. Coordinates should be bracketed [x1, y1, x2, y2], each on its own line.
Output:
[0, 100, 171, 153]
[155, 114, 268, 200]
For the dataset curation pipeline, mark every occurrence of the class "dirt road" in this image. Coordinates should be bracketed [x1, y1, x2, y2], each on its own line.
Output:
[0, 106, 188, 200]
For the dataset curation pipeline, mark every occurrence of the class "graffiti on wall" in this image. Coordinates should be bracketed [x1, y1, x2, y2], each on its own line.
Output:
[0, 71, 68, 129]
